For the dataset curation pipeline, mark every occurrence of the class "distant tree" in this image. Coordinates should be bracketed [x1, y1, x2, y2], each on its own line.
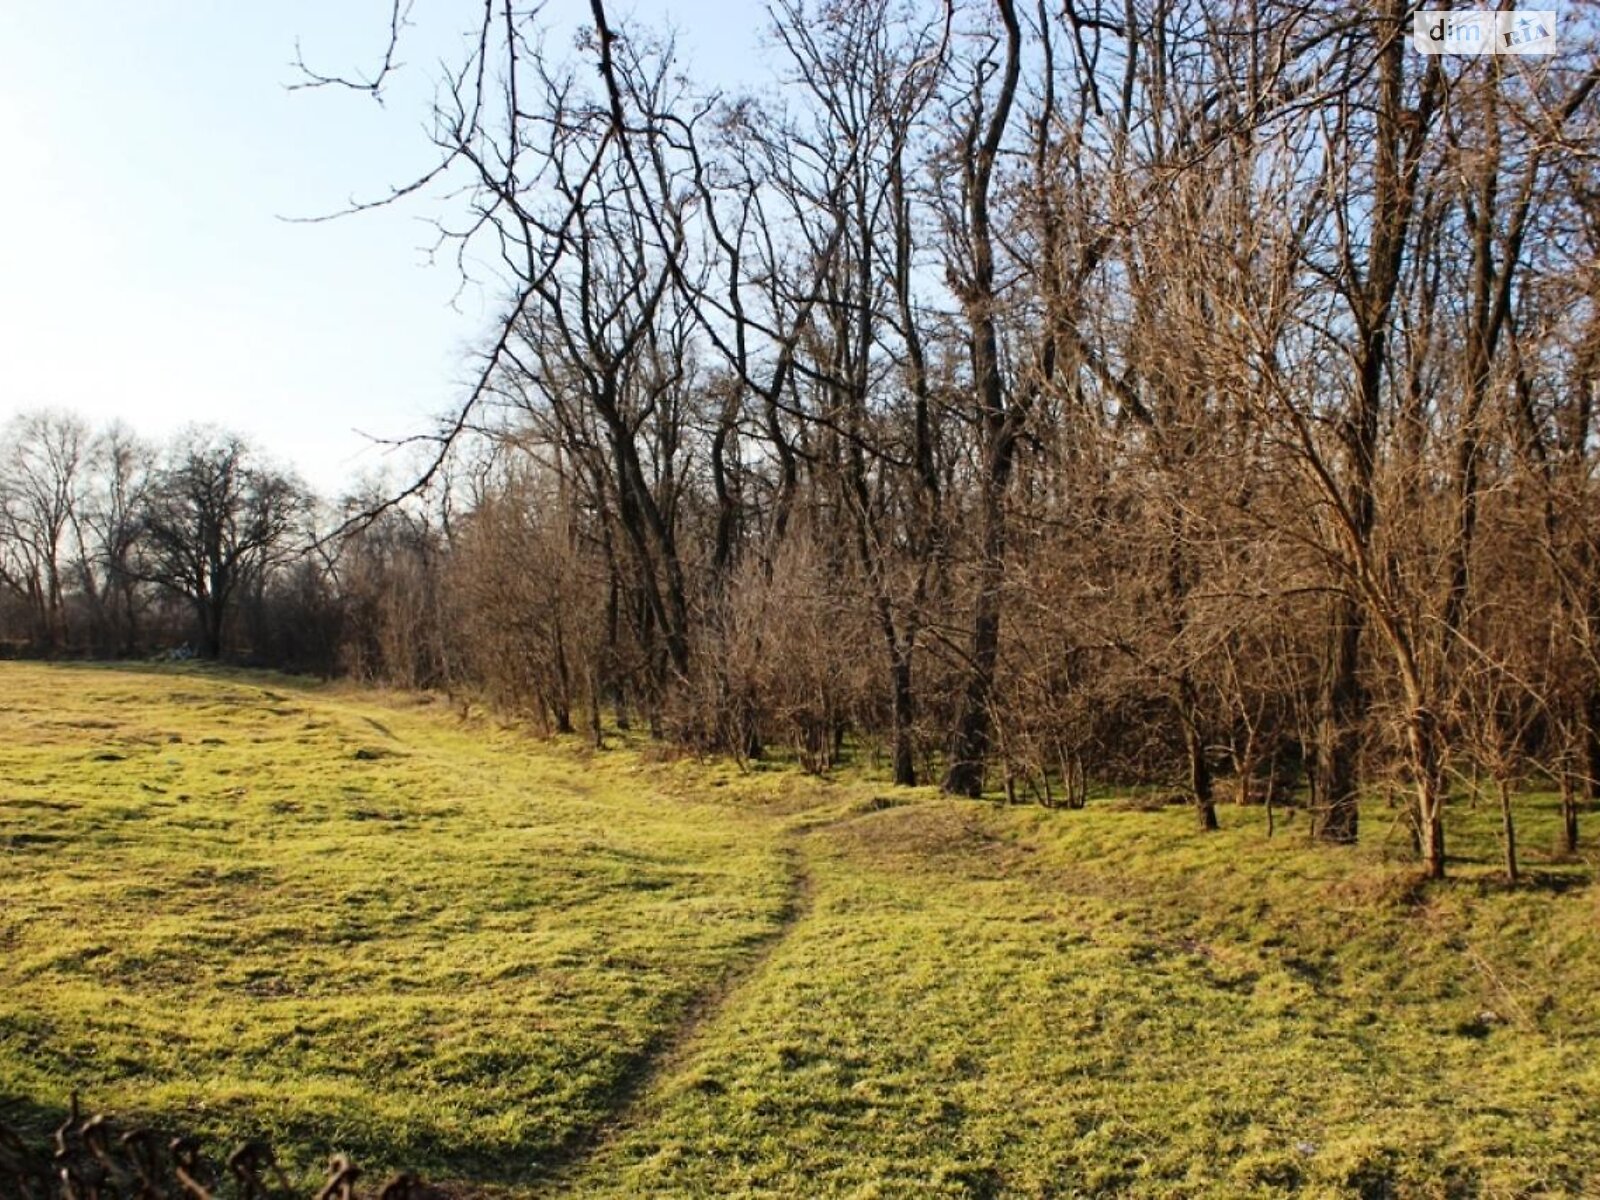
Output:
[79, 422, 154, 655]
[136, 430, 307, 658]
[332, 486, 452, 689]
[0, 409, 90, 650]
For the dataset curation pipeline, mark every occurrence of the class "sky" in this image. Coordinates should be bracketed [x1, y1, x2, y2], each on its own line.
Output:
[0, 2, 758, 497]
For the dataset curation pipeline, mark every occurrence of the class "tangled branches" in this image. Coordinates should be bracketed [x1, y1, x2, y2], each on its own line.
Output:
[0, 1097, 444, 1200]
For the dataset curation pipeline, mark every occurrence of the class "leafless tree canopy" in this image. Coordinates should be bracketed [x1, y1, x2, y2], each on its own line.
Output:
[5, 0, 1599, 879]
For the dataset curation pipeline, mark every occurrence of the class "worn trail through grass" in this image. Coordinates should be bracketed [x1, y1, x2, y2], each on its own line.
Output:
[4, 662, 1600, 1198]
[0, 662, 813, 1191]
[536, 839, 817, 1190]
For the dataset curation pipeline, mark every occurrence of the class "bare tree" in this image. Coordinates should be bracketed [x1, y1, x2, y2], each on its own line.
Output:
[0, 410, 90, 651]
[79, 422, 153, 655]
[136, 430, 308, 659]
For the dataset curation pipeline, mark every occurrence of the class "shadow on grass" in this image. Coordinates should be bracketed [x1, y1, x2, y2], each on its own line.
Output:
[55, 658, 333, 691]
[0, 1092, 72, 1144]
[1466, 867, 1593, 896]
[2, 1089, 544, 1193]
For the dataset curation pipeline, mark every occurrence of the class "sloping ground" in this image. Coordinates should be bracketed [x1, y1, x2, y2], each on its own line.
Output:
[0, 662, 803, 1189]
[3, 663, 1599, 1197]
[573, 801, 1600, 1198]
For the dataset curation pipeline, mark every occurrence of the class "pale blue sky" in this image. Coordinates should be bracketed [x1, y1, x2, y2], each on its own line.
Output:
[0, 2, 762, 495]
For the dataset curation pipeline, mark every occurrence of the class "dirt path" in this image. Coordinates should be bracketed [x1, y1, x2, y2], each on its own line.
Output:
[531, 836, 817, 1193]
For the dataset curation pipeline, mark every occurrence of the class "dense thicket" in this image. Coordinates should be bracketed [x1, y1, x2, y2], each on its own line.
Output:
[4, 0, 1598, 878]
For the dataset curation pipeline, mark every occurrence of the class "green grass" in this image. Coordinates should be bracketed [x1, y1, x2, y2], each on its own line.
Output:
[3, 663, 1599, 1197]
[0, 662, 800, 1188]
[575, 804, 1600, 1198]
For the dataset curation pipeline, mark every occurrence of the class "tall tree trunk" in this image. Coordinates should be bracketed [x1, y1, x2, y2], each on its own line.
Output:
[945, 481, 1007, 798]
[1314, 4, 1439, 843]
[942, 0, 1022, 799]
[1313, 604, 1363, 842]
[890, 649, 916, 787]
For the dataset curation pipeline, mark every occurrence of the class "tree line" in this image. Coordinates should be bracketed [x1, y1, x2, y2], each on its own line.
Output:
[6, 0, 1599, 880]
[0, 417, 319, 665]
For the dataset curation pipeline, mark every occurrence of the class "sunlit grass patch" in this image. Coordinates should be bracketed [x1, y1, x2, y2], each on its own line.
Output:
[3, 662, 1598, 1197]
[0, 662, 797, 1188]
[577, 797, 1600, 1198]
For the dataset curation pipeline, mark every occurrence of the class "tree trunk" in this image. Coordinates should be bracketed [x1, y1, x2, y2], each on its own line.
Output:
[1588, 689, 1600, 802]
[587, 664, 604, 750]
[1313, 15, 1439, 845]
[1183, 704, 1219, 832]
[117, 577, 139, 656]
[199, 599, 224, 659]
[553, 627, 574, 734]
[1313, 603, 1363, 842]
[941, 0, 1021, 800]
[1407, 706, 1447, 879]
[1497, 777, 1519, 885]
[1560, 771, 1580, 855]
[1420, 800, 1446, 880]
[945, 560, 1001, 798]
[1233, 724, 1259, 807]
[890, 652, 916, 787]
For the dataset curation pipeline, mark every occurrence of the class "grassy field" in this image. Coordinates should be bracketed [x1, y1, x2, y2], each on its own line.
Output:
[2, 663, 1598, 1197]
